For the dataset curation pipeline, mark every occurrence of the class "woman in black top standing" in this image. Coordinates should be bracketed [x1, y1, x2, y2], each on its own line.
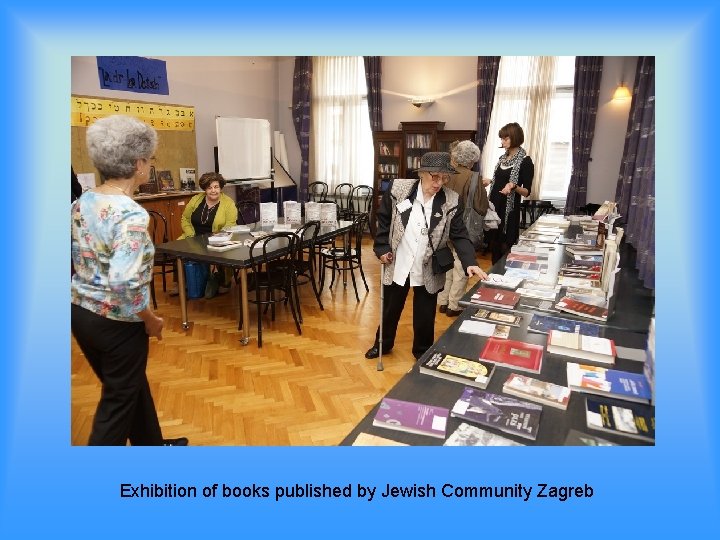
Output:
[484, 122, 534, 264]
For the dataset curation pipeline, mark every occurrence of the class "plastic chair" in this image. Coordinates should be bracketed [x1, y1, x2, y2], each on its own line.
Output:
[332, 183, 354, 220]
[147, 210, 176, 308]
[319, 212, 370, 302]
[307, 181, 329, 203]
[240, 232, 302, 347]
[236, 200, 260, 225]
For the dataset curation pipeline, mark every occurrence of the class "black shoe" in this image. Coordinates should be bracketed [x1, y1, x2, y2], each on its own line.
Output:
[365, 346, 391, 359]
[163, 437, 189, 446]
[446, 308, 463, 317]
[438, 304, 447, 313]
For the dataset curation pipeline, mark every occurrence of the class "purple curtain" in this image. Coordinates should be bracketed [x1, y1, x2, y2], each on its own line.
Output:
[292, 57, 312, 200]
[565, 56, 604, 215]
[615, 56, 655, 289]
[476, 57, 501, 157]
[363, 56, 383, 131]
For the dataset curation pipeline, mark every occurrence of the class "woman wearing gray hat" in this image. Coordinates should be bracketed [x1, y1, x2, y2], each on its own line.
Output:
[365, 151, 487, 360]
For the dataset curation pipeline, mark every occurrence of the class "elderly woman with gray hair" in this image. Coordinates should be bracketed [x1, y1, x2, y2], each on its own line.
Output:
[365, 151, 487, 361]
[437, 140, 489, 316]
[71, 115, 187, 446]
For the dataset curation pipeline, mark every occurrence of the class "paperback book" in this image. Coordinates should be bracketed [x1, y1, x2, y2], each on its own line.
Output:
[451, 388, 542, 441]
[505, 260, 547, 272]
[471, 308, 524, 327]
[585, 396, 655, 442]
[503, 267, 542, 281]
[372, 397, 449, 439]
[479, 337, 544, 374]
[566, 363, 652, 403]
[419, 352, 496, 389]
[502, 373, 571, 410]
[516, 287, 558, 301]
[352, 432, 408, 446]
[470, 287, 520, 310]
[566, 245, 604, 257]
[505, 253, 545, 263]
[563, 428, 617, 446]
[547, 330, 616, 365]
[556, 296, 609, 322]
[527, 314, 601, 336]
[484, 273, 524, 289]
[518, 297, 559, 313]
[443, 422, 524, 446]
[458, 320, 496, 337]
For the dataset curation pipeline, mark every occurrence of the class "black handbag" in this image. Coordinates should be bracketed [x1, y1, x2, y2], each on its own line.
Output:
[431, 245, 454, 274]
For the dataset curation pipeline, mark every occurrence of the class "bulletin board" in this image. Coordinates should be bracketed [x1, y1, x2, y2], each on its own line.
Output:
[71, 94, 198, 190]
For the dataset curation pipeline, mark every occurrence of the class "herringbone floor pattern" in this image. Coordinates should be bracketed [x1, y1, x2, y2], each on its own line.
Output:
[71, 237, 490, 446]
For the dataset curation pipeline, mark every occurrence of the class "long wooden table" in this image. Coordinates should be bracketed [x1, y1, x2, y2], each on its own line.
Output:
[156, 220, 353, 344]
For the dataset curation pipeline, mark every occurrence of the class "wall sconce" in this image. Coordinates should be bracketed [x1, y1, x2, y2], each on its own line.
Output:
[612, 83, 632, 101]
[409, 98, 435, 108]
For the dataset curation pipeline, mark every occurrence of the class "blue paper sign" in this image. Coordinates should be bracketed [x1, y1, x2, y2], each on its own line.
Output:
[97, 56, 169, 95]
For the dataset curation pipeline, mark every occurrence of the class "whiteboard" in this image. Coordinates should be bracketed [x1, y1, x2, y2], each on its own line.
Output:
[216, 117, 272, 180]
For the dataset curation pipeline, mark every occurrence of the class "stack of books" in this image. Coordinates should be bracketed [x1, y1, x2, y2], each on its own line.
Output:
[547, 330, 616, 366]
[555, 296, 609, 322]
[469, 287, 520, 310]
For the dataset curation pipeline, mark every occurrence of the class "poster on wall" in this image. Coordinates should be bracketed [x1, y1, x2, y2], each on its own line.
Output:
[97, 56, 169, 95]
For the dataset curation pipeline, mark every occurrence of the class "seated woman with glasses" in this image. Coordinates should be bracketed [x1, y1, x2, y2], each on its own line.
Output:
[174, 172, 238, 298]
[365, 152, 487, 361]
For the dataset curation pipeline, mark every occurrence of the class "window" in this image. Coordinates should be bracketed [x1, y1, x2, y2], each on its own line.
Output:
[481, 56, 575, 204]
[311, 57, 373, 192]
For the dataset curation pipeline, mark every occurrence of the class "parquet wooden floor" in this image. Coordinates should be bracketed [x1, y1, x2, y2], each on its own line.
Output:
[71, 237, 491, 446]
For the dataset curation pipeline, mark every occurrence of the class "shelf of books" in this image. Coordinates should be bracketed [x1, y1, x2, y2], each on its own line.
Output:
[344, 208, 655, 447]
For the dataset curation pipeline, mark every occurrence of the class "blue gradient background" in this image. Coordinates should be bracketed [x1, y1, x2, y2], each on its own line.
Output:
[0, 1, 715, 537]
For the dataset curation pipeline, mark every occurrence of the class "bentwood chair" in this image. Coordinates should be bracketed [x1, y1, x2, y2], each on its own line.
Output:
[236, 200, 261, 225]
[319, 212, 370, 302]
[147, 210, 176, 308]
[332, 183, 355, 220]
[307, 181, 329, 203]
[240, 232, 302, 347]
[349, 185, 374, 234]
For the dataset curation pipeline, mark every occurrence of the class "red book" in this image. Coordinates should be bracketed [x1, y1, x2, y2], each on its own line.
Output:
[506, 253, 539, 263]
[479, 337, 544, 374]
[555, 296, 609, 322]
[471, 287, 520, 309]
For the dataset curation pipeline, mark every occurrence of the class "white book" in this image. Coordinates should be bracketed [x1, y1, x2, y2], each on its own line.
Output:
[547, 330, 616, 365]
[458, 320, 497, 337]
[484, 273, 524, 289]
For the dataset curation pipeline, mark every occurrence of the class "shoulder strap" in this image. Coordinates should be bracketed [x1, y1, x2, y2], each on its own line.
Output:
[467, 172, 479, 206]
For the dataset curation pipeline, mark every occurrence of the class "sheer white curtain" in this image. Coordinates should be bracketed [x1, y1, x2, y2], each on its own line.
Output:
[312, 56, 373, 192]
[480, 56, 557, 200]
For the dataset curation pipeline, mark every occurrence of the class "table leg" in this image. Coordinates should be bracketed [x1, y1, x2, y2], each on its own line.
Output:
[239, 267, 250, 345]
[177, 258, 189, 330]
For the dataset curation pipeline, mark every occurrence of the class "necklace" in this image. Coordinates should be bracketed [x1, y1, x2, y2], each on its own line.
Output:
[200, 200, 218, 224]
[104, 183, 128, 196]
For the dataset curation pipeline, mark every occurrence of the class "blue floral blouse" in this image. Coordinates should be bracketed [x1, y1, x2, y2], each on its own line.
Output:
[71, 192, 154, 322]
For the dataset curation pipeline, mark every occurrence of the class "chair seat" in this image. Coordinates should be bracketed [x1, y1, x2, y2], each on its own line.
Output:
[320, 247, 358, 258]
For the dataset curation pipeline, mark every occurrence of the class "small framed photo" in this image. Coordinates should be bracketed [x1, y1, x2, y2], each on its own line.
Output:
[139, 166, 159, 194]
[157, 170, 175, 191]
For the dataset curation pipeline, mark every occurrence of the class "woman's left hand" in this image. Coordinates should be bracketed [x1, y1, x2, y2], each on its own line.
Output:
[466, 266, 488, 279]
[500, 182, 514, 195]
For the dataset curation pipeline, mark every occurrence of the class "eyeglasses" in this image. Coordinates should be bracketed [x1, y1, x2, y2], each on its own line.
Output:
[429, 173, 450, 184]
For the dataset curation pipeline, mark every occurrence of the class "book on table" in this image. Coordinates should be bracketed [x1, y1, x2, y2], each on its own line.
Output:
[502, 373, 571, 410]
[527, 313, 601, 336]
[419, 351, 496, 389]
[471, 308, 524, 327]
[483, 273, 524, 289]
[372, 397, 449, 439]
[451, 387, 542, 441]
[518, 297, 559, 313]
[479, 337, 544, 374]
[458, 320, 497, 337]
[352, 432, 408, 446]
[444, 422, 524, 446]
[563, 428, 617, 446]
[555, 296, 609, 322]
[516, 287, 558, 301]
[585, 396, 655, 442]
[503, 267, 542, 281]
[566, 245, 604, 257]
[505, 260, 547, 272]
[547, 330, 616, 365]
[566, 362, 652, 403]
[505, 253, 547, 263]
[562, 262, 602, 273]
[469, 287, 520, 309]
[557, 275, 601, 288]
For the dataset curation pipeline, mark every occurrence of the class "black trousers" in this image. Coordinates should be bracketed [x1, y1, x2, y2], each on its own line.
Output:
[71, 304, 163, 446]
[373, 279, 438, 359]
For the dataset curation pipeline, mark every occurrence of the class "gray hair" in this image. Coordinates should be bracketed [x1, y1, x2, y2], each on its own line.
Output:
[86, 115, 158, 180]
[451, 140, 480, 168]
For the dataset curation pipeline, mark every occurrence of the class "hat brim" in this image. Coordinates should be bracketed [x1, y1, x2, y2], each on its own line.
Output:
[418, 165, 457, 174]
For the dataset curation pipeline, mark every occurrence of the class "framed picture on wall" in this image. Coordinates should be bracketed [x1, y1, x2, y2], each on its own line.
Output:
[157, 170, 174, 191]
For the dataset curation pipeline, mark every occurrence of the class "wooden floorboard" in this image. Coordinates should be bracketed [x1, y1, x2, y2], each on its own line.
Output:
[71, 236, 491, 446]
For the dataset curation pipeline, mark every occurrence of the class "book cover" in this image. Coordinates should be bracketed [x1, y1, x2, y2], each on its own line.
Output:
[479, 337, 544, 374]
[505, 253, 540, 263]
[471, 308, 524, 327]
[556, 296, 609, 321]
[493, 324, 512, 339]
[484, 273, 524, 289]
[516, 287, 558, 301]
[528, 314, 601, 336]
[470, 287, 520, 309]
[547, 330, 616, 365]
[352, 432, 408, 446]
[419, 352, 496, 389]
[503, 267, 542, 281]
[566, 363, 652, 403]
[502, 373, 571, 410]
[443, 422, 524, 446]
[372, 397, 449, 439]
[458, 320, 497, 337]
[505, 260, 547, 272]
[518, 297, 559, 313]
[563, 428, 617, 446]
[157, 169, 175, 191]
[451, 388, 542, 440]
[585, 396, 655, 442]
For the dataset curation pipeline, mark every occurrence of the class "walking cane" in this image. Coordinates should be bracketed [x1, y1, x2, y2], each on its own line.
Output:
[377, 262, 385, 372]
